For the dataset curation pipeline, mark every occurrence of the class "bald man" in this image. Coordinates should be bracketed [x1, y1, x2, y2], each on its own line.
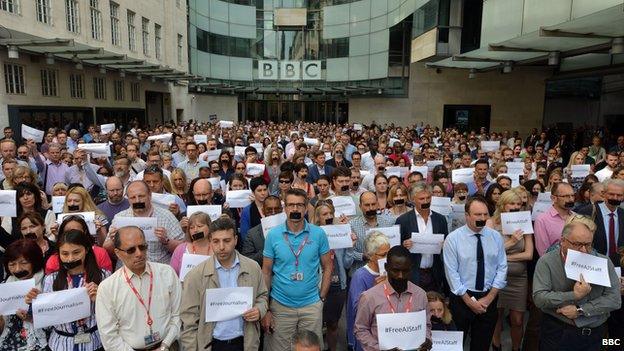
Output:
[97, 176, 130, 223]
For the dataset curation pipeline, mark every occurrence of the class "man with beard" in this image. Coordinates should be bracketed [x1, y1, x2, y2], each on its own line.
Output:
[354, 245, 432, 351]
[97, 176, 130, 223]
[534, 182, 576, 257]
[106, 181, 184, 263]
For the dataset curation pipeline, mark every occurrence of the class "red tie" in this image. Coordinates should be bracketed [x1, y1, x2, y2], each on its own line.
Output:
[609, 213, 616, 256]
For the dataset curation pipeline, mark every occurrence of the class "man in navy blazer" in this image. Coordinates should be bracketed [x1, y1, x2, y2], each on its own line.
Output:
[396, 182, 449, 293]
[307, 150, 334, 184]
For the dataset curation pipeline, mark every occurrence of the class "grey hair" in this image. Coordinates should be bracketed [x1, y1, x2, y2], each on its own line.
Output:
[590, 182, 605, 195]
[291, 330, 320, 350]
[363, 231, 390, 259]
[603, 178, 624, 190]
[409, 181, 432, 198]
[561, 221, 592, 238]
[48, 142, 62, 151]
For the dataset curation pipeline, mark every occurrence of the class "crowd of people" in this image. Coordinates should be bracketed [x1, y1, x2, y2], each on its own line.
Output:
[0, 120, 623, 351]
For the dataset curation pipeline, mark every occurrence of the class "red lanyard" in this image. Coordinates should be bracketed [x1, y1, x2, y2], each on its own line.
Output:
[383, 284, 413, 313]
[283, 234, 309, 270]
[123, 266, 154, 329]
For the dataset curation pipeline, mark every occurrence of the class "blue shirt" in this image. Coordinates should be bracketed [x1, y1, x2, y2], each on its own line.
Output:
[443, 225, 507, 296]
[263, 220, 330, 308]
[599, 202, 619, 252]
[344, 143, 357, 162]
[212, 255, 243, 341]
[466, 180, 492, 196]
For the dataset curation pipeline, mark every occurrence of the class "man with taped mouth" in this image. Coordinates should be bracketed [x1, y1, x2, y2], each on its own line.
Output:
[105, 180, 184, 264]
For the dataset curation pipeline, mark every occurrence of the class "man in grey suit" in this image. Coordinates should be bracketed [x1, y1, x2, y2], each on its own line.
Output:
[396, 182, 449, 292]
[241, 195, 283, 267]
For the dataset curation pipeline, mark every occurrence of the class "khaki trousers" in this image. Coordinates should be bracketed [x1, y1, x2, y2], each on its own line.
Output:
[266, 299, 323, 351]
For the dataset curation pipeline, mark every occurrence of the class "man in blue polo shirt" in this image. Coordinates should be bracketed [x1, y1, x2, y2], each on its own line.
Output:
[261, 188, 332, 350]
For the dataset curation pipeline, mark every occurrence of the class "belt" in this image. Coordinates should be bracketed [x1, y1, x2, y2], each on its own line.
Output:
[466, 290, 490, 299]
[52, 325, 98, 338]
[546, 314, 603, 336]
[133, 342, 162, 351]
[207, 336, 244, 348]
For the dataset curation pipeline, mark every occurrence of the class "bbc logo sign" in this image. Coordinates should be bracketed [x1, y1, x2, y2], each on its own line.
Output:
[257, 60, 321, 80]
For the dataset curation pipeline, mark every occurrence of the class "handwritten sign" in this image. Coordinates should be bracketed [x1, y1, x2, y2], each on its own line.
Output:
[111, 216, 157, 241]
[431, 196, 451, 216]
[481, 141, 500, 152]
[226, 190, 252, 208]
[193, 134, 208, 144]
[187, 205, 222, 221]
[304, 137, 319, 146]
[410, 166, 429, 179]
[571, 164, 591, 178]
[33, 287, 91, 329]
[321, 224, 353, 249]
[386, 167, 409, 179]
[100, 123, 116, 135]
[51, 195, 66, 214]
[353, 123, 363, 131]
[0, 190, 17, 217]
[427, 160, 443, 171]
[146, 133, 173, 144]
[77, 143, 111, 157]
[202, 149, 221, 162]
[565, 249, 611, 287]
[432, 331, 464, 351]
[332, 196, 357, 217]
[151, 192, 176, 209]
[234, 146, 246, 158]
[377, 310, 427, 350]
[536, 192, 552, 204]
[0, 278, 34, 315]
[451, 168, 473, 184]
[506, 162, 525, 175]
[219, 121, 234, 128]
[22, 125, 45, 143]
[246, 163, 266, 177]
[531, 201, 551, 221]
[250, 143, 263, 155]
[180, 253, 210, 281]
[262, 212, 287, 238]
[451, 204, 465, 222]
[367, 225, 401, 248]
[501, 211, 534, 234]
[410, 233, 445, 254]
[205, 287, 253, 322]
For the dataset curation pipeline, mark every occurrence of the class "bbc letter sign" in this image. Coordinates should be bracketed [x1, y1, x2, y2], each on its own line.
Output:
[258, 60, 321, 80]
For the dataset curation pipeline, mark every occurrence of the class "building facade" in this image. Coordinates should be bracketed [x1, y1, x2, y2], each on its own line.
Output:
[0, 0, 189, 134]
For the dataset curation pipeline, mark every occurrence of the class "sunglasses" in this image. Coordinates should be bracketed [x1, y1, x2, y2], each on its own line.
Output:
[279, 179, 291, 184]
[117, 244, 148, 254]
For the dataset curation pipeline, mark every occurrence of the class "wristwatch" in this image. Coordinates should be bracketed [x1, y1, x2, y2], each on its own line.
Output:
[320, 296, 326, 303]
[576, 305, 584, 315]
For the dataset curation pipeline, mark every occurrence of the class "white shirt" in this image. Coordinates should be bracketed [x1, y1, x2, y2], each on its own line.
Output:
[415, 209, 434, 268]
[132, 168, 172, 181]
[95, 263, 182, 350]
[595, 167, 614, 182]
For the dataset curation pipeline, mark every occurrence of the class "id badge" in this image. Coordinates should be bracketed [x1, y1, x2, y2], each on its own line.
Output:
[74, 332, 91, 344]
[290, 272, 304, 281]
[144, 331, 162, 346]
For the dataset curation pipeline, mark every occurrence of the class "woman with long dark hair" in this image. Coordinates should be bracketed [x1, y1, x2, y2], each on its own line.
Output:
[25, 229, 109, 351]
[1, 182, 55, 245]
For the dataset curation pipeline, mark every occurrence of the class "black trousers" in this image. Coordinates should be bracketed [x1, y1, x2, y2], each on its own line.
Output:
[607, 297, 624, 351]
[449, 291, 498, 351]
[211, 336, 244, 351]
[539, 314, 605, 351]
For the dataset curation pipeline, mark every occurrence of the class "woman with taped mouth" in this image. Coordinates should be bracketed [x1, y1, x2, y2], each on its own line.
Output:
[24, 229, 109, 351]
[18, 212, 56, 262]
[62, 185, 108, 246]
[170, 211, 213, 276]
[0, 239, 47, 350]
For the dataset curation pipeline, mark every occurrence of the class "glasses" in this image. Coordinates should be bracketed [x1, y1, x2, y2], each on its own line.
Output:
[563, 237, 592, 250]
[117, 244, 148, 254]
[145, 165, 163, 174]
[279, 179, 291, 184]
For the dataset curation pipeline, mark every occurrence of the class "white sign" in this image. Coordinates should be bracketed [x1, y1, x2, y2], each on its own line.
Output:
[385, 167, 409, 179]
[77, 143, 111, 157]
[22, 125, 45, 143]
[536, 192, 552, 204]
[100, 123, 116, 135]
[410, 233, 445, 254]
[246, 163, 266, 177]
[378, 257, 387, 276]
[451, 168, 474, 184]
[32, 287, 91, 329]
[187, 205, 222, 221]
[565, 249, 611, 287]
[368, 225, 401, 248]
[481, 141, 500, 152]
[498, 173, 520, 188]
[332, 196, 356, 217]
[571, 164, 591, 178]
[261, 212, 286, 238]
[451, 204, 465, 222]
[506, 162, 525, 175]
[57, 211, 96, 235]
[354, 123, 363, 131]
[250, 143, 264, 155]
[0, 190, 16, 217]
[111, 216, 157, 241]
[146, 133, 173, 143]
[180, 253, 210, 281]
[151, 192, 176, 209]
[205, 287, 253, 322]
[193, 134, 208, 144]
[427, 160, 443, 171]
[501, 211, 534, 234]
[202, 149, 222, 162]
[431, 196, 451, 216]
[304, 137, 319, 146]
[531, 201, 551, 221]
[0, 278, 34, 315]
[51, 195, 66, 214]
[410, 166, 429, 179]
[376, 311, 427, 350]
[321, 224, 353, 249]
[257, 60, 321, 80]
[432, 331, 464, 351]
[226, 190, 253, 208]
[207, 177, 222, 191]
[219, 121, 234, 128]
[234, 146, 246, 158]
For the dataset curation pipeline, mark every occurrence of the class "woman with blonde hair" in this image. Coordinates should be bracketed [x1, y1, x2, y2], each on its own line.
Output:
[427, 291, 456, 331]
[11, 165, 37, 185]
[63, 185, 108, 245]
[486, 189, 533, 351]
[170, 168, 188, 203]
[387, 183, 409, 219]
[170, 211, 213, 276]
[327, 142, 352, 169]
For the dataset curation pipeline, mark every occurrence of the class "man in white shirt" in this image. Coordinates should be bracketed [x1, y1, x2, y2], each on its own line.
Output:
[361, 154, 386, 191]
[95, 225, 181, 351]
[132, 150, 172, 181]
[595, 152, 620, 182]
[128, 143, 147, 177]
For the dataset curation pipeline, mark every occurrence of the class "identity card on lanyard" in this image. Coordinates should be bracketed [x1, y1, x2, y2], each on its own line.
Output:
[123, 265, 161, 347]
[284, 234, 309, 281]
[67, 274, 91, 345]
